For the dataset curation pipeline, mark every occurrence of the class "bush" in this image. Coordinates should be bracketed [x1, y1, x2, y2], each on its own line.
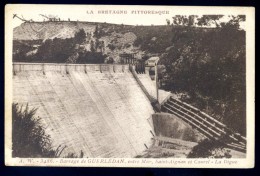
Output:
[187, 139, 232, 158]
[12, 103, 83, 158]
[77, 52, 106, 64]
[106, 57, 114, 64]
[12, 103, 56, 157]
[107, 43, 116, 51]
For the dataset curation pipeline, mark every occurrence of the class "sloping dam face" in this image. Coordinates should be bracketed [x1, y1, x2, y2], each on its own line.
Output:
[13, 63, 154, 158]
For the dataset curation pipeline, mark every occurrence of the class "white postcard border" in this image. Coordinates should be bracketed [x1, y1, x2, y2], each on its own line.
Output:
[5, 4, 255, 168]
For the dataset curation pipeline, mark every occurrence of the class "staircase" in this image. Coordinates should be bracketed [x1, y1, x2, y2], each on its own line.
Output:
[161, 96, 246, 153]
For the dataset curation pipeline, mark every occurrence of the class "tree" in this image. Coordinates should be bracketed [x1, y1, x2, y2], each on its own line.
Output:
[36, 39, 53, 62]
[197, 15, 224, 28]
[172, 15, 198, 27]
[166, 19, 170, 25]
[172, 15, 189, 26]
[90, 40, 96, 52]
[93, 25, 99, 38]
[107, 43, 116, 51]
[220, 15, 246, 29]
[74, 29, 86, 44]
[197, 15, 245, 29]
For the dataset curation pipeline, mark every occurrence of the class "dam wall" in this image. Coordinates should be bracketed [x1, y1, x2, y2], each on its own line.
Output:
[13, 63, 129, 74]
[152, 113, 202, 143]
[130, 65, 171, 104]
[13, 62, 154, 158]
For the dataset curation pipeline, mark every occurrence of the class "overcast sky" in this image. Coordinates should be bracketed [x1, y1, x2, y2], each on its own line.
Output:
[11, 5, 173, 28]
[8, 5, 248, 29]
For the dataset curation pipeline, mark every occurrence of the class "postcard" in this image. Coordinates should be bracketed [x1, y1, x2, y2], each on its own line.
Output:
[5, 4, 255, 168]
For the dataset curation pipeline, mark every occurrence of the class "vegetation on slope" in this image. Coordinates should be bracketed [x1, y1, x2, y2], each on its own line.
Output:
[13, 29, 107, 64]
[187, 139, 232, 158]
[12, 103, 56, 157]
[159, 15, 246, 136]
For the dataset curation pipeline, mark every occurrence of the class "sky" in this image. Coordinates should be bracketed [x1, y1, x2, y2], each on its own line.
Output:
[11, 5, 173, 28]
[8, 5, 248, 29]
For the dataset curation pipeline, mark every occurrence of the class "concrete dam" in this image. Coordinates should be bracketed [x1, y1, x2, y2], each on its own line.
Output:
[13, 63, 156, 158]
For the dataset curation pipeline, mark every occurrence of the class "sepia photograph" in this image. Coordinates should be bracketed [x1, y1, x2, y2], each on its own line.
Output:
[5, 4, 255, 167]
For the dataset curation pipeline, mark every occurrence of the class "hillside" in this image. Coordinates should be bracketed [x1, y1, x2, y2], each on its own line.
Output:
[14, 21, 145, 62]
[13, 21, 214, 61]
[14, 21, 97, 40]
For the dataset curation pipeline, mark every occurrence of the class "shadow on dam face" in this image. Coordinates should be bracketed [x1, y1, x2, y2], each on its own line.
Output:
[152, 113, 203, 143]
